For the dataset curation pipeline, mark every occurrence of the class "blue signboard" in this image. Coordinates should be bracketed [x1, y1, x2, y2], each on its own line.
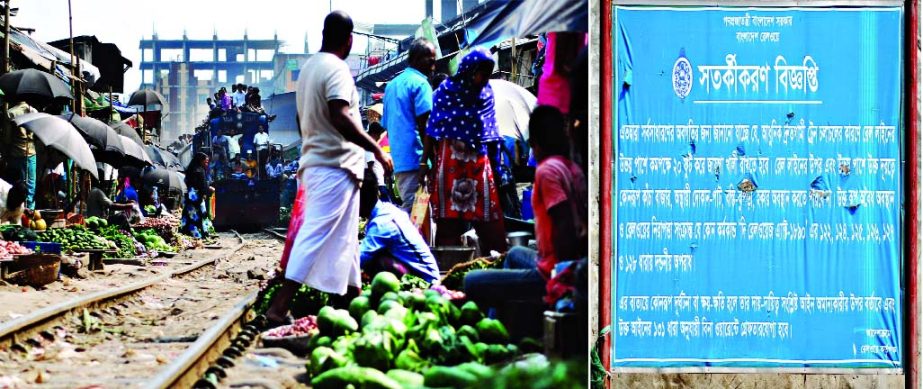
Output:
[613, 7, 903, 368]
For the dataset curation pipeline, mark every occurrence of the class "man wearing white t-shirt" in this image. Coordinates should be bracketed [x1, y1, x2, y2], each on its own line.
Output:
[265, 11, 393, 324]
[232, 84, 246, 108]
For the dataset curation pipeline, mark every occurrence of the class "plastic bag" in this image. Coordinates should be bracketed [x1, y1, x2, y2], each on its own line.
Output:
[409, 187, 431, 244]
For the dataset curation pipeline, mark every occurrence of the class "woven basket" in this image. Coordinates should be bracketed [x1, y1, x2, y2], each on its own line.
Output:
[10, 254, 61, 287]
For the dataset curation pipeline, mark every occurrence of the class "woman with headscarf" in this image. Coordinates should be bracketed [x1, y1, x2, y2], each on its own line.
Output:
[180, 152, 214, 239]
[422, 48, 508, 254]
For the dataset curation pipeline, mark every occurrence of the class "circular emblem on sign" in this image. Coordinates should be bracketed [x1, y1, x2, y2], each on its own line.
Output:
[672, 56, 693, 100]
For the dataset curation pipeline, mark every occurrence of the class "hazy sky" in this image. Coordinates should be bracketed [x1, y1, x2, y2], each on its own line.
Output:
[16, 0, 428, 91]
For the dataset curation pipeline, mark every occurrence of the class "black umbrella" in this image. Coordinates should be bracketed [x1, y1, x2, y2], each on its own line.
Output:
[14, 113, 98, 177]
[111, 121, 145, 146]
[142, 167, 185, 192]
[146, 145, 182, 170]
[58, 113, 125, 156]
[0, 68, 73, 102]
[127, 89, 166, 107]
[117, 134, 153, 166]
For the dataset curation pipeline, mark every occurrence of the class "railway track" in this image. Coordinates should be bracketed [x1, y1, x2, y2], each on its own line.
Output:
[0, 231, 278, 388]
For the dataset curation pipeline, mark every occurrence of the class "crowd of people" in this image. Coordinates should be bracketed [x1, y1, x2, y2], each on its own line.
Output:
[207, 84, 275, 118]
[265, 11, 588, 356]
[199, 82, 285, 181]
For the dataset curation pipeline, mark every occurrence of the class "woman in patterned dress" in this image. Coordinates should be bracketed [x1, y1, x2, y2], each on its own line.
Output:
[424, 48, 508, 254]
[180, 152, 214, 239]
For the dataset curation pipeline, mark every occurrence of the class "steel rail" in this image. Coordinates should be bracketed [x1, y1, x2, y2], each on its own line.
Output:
[0, 231, 246, 349]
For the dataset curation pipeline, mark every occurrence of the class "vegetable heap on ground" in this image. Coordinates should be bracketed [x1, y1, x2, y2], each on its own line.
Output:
[303, 272, 557, 389]
[257, 281, 330, 319]
[133, 228, 174, 253]
[85, 218, 137, 258]
[39, 225, 114, 252]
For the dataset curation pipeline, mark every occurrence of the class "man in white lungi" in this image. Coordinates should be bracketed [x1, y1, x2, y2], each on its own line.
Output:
[265, 11, 393, 325]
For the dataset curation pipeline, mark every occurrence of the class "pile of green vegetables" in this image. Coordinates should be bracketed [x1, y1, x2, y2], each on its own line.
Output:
[98, 226, 137, 259]
[304, 272, 542, 389]
[39, 226, 114, 251]
[256, 282, 330, 319]
[85, 216, 108, 230]
[133, 228, 174, 252]
[0, 225, 37, 242]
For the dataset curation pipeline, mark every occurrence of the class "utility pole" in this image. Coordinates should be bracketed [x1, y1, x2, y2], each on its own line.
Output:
[67, 0, 82, 115]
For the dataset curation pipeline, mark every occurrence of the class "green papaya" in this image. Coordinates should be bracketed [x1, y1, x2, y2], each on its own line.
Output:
[475, 318, 509, 344]
[349, 296, 371, 321]
[379, 291, 400, 306]
[423, 366, 478, 388]
[362, 310, 381, 329]
[386, 369, 425, 388]
[351, 331, 394, 371]
[456, 325, 479, 343]
[459, 301, 483, 326]
[308, 346, 348, 378]
[378, 299, 402, 315]
[311, 366, 403, 389]
[454, 362, 493, 381]
[397, 291, 414, 306]
[395, 347, 429, 373]
[371, 272, 401, 298]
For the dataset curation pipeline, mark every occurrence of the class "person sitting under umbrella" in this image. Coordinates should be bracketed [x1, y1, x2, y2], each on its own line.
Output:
[79, 176, 135, 230]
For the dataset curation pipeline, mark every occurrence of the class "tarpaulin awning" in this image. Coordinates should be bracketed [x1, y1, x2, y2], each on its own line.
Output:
[468, 0, 588, 47]
[355, 1, 504, 92]
[6, 28, 100, 86]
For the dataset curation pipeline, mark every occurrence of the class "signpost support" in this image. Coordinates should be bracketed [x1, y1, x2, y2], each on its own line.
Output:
[906, 1, 919, 388]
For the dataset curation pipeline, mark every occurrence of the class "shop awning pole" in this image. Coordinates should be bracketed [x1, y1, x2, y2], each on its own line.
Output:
[2, 0, 10, 75]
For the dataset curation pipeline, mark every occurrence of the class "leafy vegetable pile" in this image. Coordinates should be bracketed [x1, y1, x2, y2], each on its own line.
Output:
[98, 226, 137, 259]
[256, 282, 330, 319]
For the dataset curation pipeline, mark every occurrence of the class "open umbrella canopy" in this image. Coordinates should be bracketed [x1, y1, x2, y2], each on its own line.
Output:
[58, 113, 125, 154]
[110, 121, 144, 146]
[141, 167, 185, 192]
[489, 79, 536, 141]
[145, 145, 182, 170]
[127, 89, 165, 107]
[13, 113, 97, 178]
[117, 134, 153, 166]
[0, 68, 73, 102]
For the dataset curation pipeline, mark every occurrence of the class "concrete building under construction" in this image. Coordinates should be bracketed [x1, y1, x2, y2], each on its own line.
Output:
[139, 33, 283, 142]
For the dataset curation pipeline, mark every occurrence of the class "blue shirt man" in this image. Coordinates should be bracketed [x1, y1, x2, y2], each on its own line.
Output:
[381, 38, 437, 214]
[360, 201, 440, 282]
